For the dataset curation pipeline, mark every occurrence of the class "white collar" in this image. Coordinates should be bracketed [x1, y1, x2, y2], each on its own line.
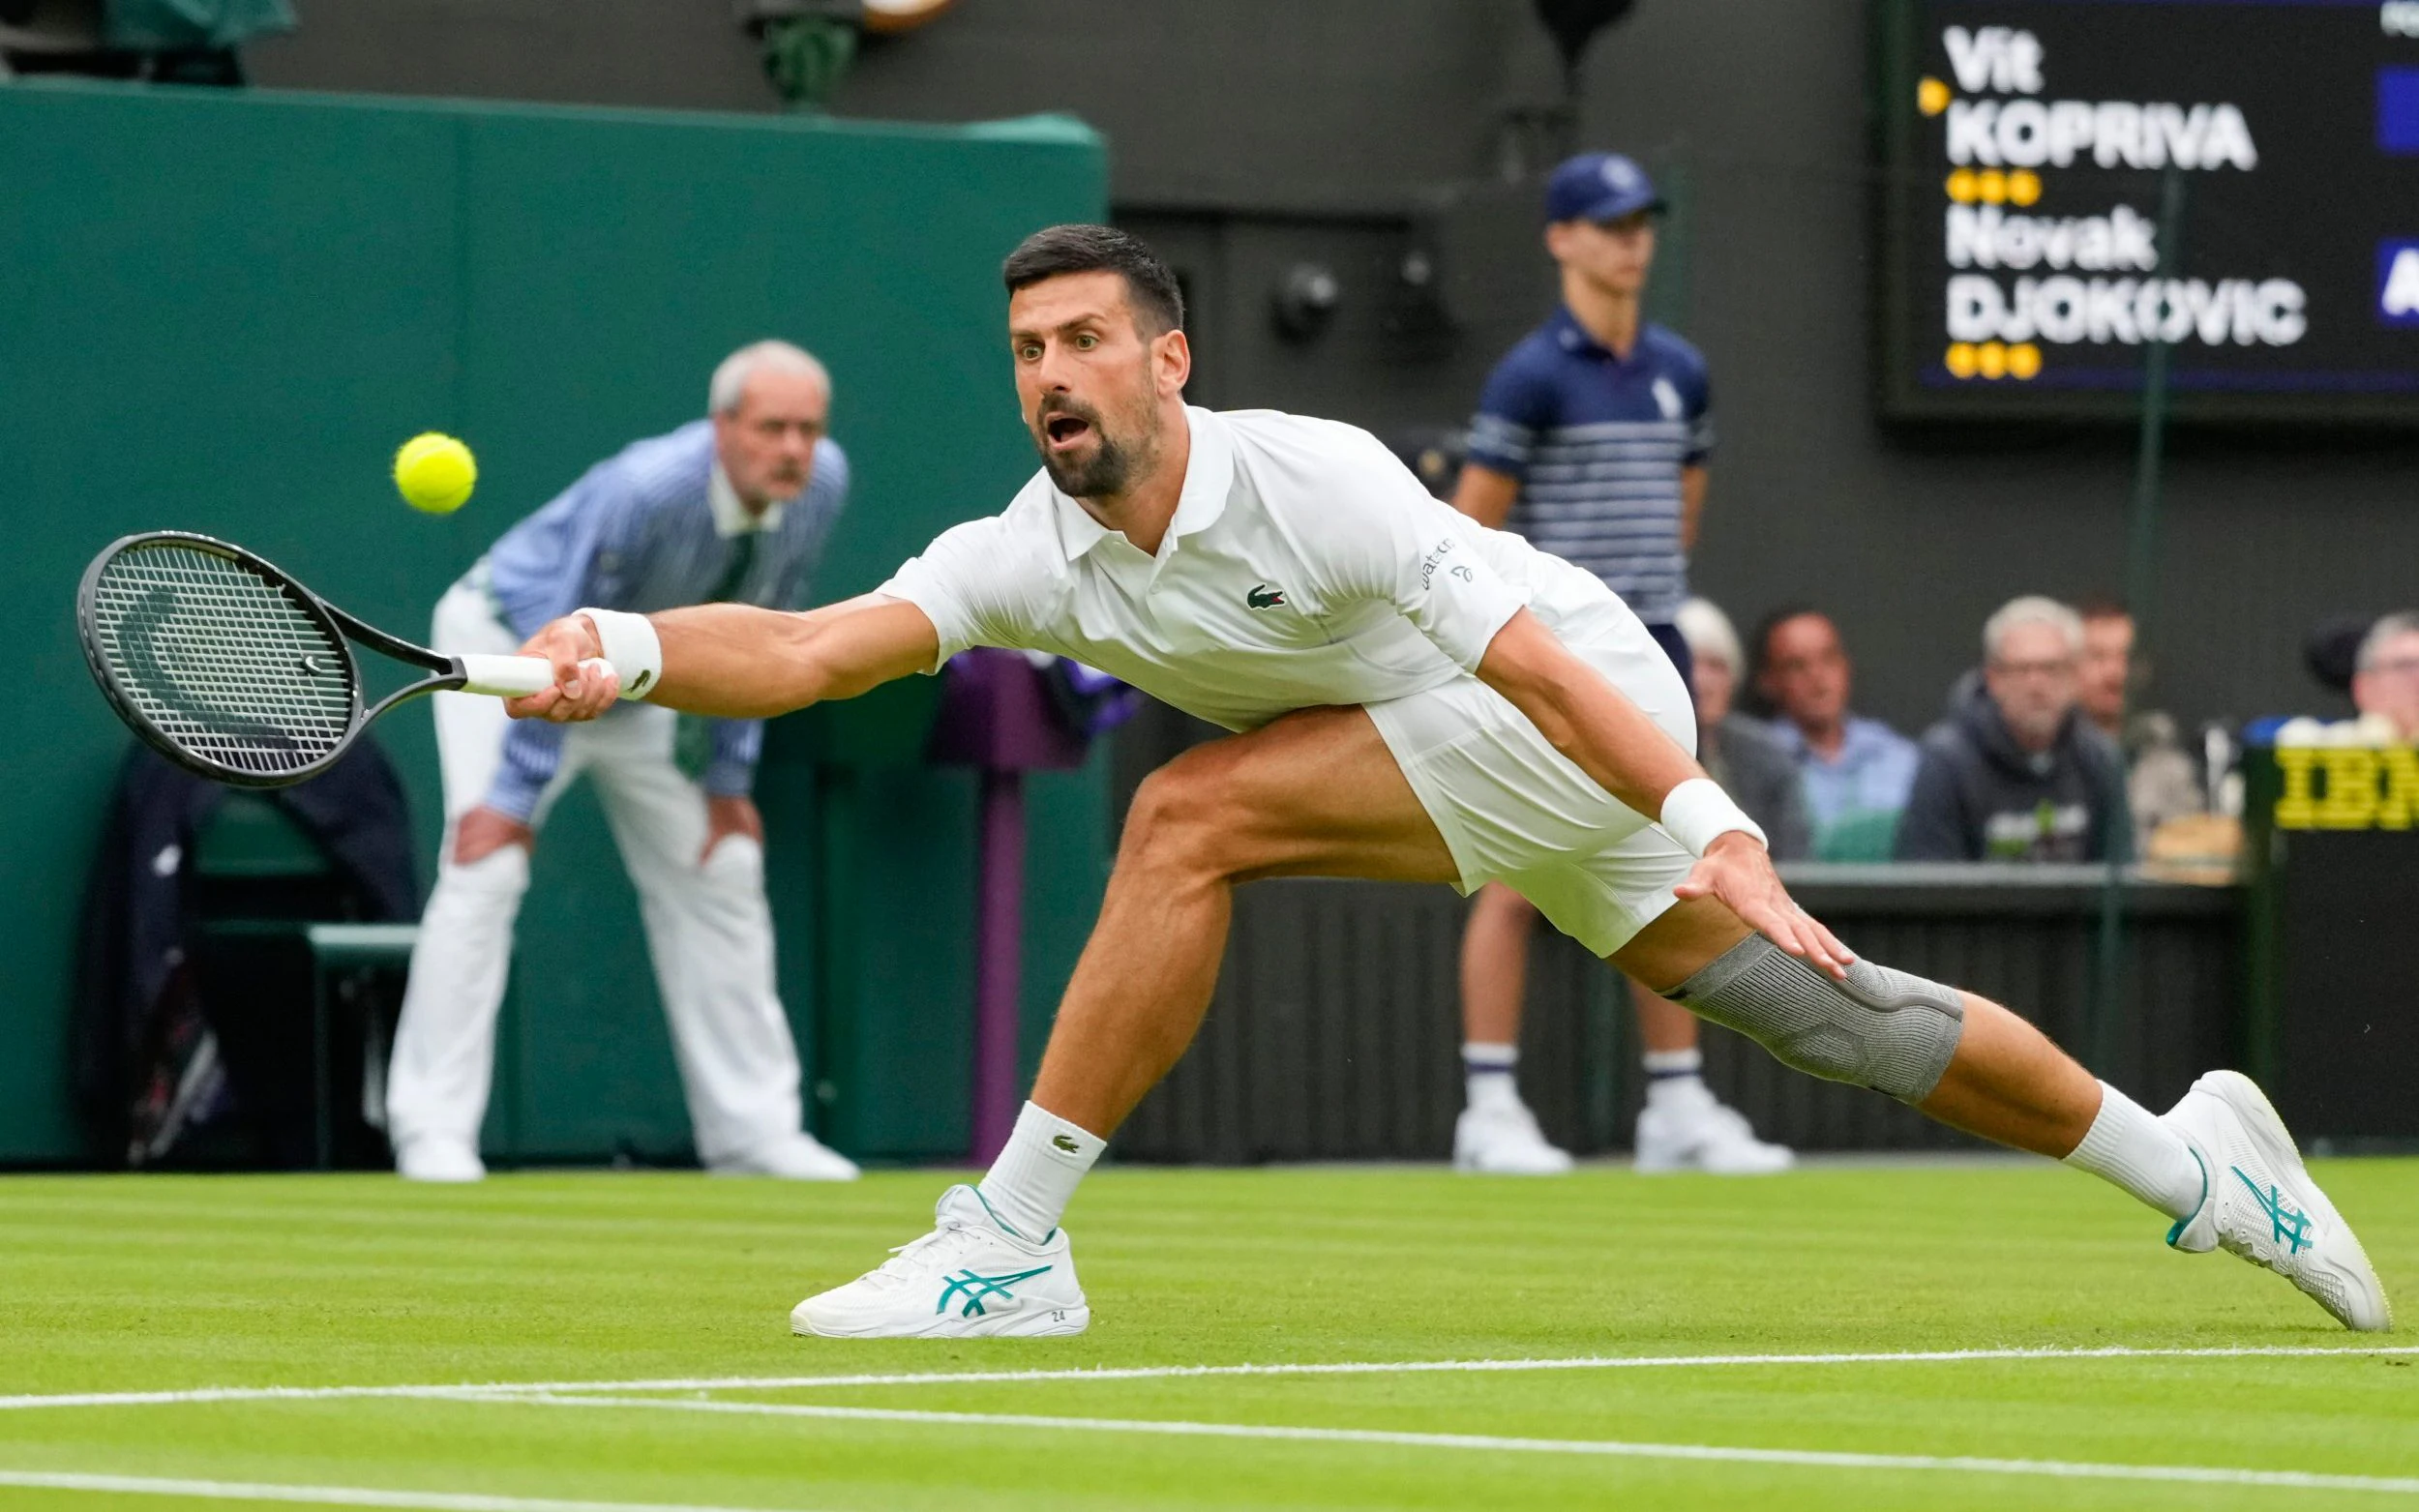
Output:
[1049, 405, 1233, 563]
[709, 462, 785, 538]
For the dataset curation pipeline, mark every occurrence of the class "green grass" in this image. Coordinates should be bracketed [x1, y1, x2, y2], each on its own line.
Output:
[0, 1160, 2412, 1510]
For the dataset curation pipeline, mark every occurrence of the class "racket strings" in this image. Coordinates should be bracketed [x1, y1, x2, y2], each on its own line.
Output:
[89, 545, 356, 778]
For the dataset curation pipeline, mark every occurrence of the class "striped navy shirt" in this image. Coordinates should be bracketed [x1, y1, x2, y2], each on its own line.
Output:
[479, 419, 849, 819]
[1464, 308, 1713, 624]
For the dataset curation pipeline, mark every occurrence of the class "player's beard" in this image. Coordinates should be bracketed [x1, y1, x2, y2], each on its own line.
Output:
[1035, 394, 1157, 500]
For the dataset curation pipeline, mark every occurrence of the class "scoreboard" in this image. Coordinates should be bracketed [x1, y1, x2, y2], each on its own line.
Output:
[1875, 0, 2419, 424]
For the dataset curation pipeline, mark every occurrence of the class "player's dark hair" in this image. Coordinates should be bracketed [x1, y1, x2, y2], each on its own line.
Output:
[1003, 224, 1185, 336]
[2074, 594, 2130, 624]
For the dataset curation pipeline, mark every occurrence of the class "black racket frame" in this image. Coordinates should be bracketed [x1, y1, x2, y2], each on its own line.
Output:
[78, 530, 475, 788]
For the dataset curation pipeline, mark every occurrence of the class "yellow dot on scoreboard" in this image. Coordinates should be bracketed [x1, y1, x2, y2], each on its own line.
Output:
[2008, 169, 2043, 207]
[1917, 76, 1951, 116]
[1945, 342, 1978, 379]
[1977, 341, 2009, 379]
[1946, 168, 1977, 203]
[2008, 342, 2043, 379]
[1977, 169, 2008, 205]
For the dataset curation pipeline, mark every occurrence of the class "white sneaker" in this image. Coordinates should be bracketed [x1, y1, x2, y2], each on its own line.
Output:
[395, 1136, 485, 1183]
[2161, 1070, 2392, 1332]
[1635, 1085, 1794, 1174]
[711, 1133, 860, 1181]
[791, 1185, 1089, 1339]
[1453, 1101, 1574, 1174]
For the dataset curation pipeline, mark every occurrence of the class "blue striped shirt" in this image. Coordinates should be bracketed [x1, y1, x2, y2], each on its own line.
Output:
[479, 419, 849, 820]
[1464, 309, 1713, 624]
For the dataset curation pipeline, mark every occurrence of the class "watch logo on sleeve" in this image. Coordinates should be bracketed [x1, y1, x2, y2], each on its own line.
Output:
[1419, 537, 1456, 589]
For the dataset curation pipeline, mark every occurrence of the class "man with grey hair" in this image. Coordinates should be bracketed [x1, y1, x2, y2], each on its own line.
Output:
[2352, 611, 2419, 742]
[1896, 595, 2130, 863]
[385, 340, 858, 1182]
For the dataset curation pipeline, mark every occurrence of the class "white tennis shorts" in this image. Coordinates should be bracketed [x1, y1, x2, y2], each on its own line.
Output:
[1365, 630, 1699, 958]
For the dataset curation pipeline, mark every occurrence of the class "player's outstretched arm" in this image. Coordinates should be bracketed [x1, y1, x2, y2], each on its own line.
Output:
[1475, 609, 1855, 978]
[503, 594, 940, 723]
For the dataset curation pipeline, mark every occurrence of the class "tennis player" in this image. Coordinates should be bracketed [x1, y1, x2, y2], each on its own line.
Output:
[385, 341, 858, 1185]
[508, 227, 2389, 1338]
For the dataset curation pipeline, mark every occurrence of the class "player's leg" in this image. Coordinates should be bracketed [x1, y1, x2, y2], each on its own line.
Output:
[795, 702, 1457, 1338]
[1451, 884, 1571, 1173]
[1611, 890, 2391, 1329]
[1021, 703, 1455, 1136]
[1608, 894, 2100, 1153]
[386, 582, 543, 1183]
[583, 707, 851, 1180]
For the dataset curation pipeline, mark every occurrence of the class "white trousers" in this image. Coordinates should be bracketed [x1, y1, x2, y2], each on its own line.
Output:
[384, 581, 808, 1167]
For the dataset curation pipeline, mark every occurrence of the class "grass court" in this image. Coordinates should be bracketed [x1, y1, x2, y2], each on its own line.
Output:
[3, 1160, 2414, 1510]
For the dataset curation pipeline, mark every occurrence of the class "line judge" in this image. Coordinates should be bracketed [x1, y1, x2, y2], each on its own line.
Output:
[386, 341, 858, 1184]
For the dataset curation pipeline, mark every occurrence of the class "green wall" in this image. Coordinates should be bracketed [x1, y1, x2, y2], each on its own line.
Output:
[0, 80, 1110, 1164]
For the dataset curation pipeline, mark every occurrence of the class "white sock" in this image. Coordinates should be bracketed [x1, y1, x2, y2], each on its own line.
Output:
[976, 1102, 1105, 1241]
[2061, 1082, 2204, 1221]
[1463, 1042, 1520, 1112]
[1642, 1047, 1706, 1108]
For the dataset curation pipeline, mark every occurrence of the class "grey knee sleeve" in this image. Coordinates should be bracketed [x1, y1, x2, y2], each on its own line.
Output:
[1667, 936, 1966, 1104]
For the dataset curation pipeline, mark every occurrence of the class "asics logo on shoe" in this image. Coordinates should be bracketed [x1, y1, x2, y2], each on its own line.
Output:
[2234, 1167, 2313, 1255]
[935, 1264, 1053, 1319]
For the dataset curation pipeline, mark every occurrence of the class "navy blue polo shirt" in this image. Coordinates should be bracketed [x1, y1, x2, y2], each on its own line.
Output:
[1465, 308, 1714, 625]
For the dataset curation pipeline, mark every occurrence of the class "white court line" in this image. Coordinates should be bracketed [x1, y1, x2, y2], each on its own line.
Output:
[498, 1391, 2419, 1497]
[1, 1344, 2411, 1412]
[0, 1471, 794, 1512]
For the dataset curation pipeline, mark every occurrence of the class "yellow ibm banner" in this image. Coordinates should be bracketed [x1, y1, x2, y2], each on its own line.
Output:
[2273, 745, 2419, 831]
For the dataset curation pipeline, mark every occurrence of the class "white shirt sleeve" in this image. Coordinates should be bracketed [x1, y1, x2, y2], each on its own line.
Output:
[875, 516, 1050, 672]
[1293, 430, 1531, 671]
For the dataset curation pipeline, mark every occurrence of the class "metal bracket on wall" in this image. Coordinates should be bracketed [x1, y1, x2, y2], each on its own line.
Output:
[737, 0, 862, 111]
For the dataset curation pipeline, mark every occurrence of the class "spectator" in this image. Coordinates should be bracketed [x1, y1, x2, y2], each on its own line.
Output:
[2076, 596, 2134, 741]
[1896, 596, 2131, 863]
[2076, 597, 2201, 837]
[1751, 608, 1920, 860]
[2351, 611, 2419, 742]
[1674, 598, 1810, 860]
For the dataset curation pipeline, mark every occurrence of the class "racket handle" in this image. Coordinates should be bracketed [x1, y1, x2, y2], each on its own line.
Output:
[457, 653, 616, 699]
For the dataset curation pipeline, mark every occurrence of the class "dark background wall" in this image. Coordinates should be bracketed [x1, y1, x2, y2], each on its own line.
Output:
[248, 0, 2418, 745]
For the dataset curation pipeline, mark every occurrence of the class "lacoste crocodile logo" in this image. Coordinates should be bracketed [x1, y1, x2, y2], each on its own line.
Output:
[1051, 1134, 1081, 1154]
[1246, 583, 1287, 609]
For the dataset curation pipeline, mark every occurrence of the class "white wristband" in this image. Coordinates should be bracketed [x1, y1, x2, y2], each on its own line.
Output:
[1658, 777, 1768, 858]
[576, 608, 663, 701]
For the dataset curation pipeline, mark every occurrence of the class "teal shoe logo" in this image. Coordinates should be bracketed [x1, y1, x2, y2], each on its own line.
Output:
[935, 1264, 1053, 1319]
[2233, 1167, 2313, 1255]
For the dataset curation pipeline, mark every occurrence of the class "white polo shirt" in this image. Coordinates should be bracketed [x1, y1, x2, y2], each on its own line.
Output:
[877, 405, 1644, 733]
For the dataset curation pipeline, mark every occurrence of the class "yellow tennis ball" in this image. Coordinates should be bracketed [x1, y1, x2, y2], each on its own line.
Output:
[394, 432, 477, 515]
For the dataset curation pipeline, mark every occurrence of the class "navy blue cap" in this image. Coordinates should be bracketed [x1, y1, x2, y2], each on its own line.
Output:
[1544, 152, 1664, 225]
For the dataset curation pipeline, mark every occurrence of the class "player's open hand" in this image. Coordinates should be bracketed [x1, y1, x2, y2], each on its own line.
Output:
[505, 614, 623, 724]
[1674, 833, 1857, 980]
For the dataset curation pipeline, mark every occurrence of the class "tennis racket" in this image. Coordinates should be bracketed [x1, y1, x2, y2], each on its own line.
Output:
[77, 530, 605, 789]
